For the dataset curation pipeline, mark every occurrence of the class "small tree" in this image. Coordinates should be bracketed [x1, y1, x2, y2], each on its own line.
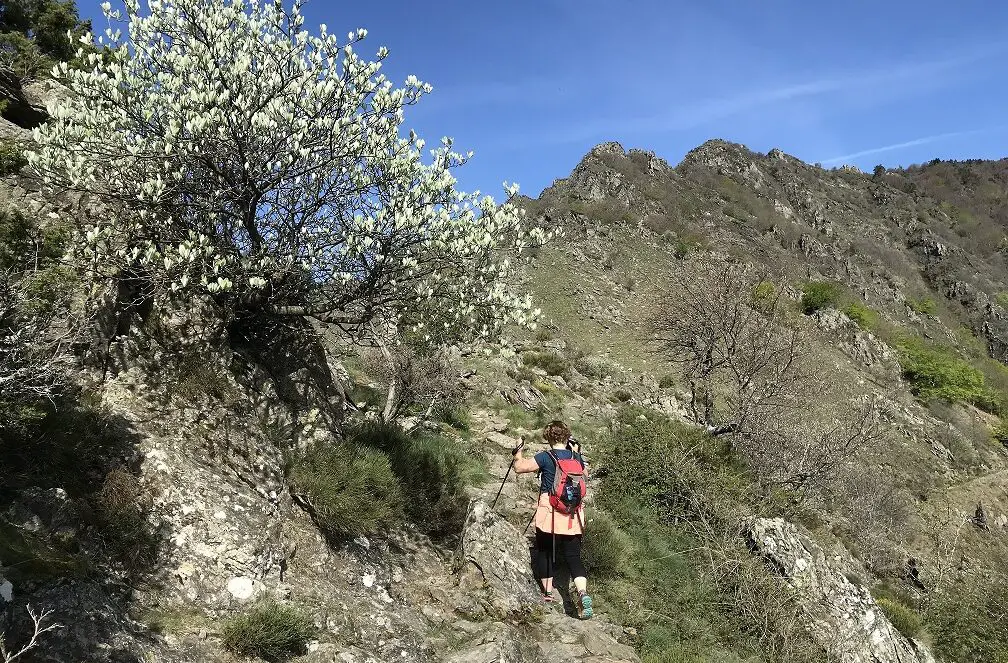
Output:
[28, 0, 548, 346]
[0, 0, 89, 80]
[648, 255, 880, 499]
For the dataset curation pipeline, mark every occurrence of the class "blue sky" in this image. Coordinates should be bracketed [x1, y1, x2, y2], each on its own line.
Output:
[79, 1, 1008, 198]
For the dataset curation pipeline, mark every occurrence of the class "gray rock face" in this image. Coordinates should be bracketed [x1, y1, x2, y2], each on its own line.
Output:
[813, 308, 901, 379]
[745, 518, 935, 663]
[455, 499, 542, 619]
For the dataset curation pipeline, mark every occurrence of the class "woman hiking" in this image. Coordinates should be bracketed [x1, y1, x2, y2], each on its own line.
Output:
[512, 420, 592, 619]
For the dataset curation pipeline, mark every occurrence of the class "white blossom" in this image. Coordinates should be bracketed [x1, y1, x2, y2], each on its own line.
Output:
[29, 0, 556, 342]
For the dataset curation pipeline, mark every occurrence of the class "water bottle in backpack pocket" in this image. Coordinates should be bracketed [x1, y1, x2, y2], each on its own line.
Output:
[547, 451, 587, 515]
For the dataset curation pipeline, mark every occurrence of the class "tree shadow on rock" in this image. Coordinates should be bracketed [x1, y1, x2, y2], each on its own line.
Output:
[0, 389, 169, 662]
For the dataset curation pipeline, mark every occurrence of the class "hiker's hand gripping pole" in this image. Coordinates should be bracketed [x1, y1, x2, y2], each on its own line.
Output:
[491, 438, 523, 511]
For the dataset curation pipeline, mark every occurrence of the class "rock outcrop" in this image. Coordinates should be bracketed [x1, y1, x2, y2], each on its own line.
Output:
[745, 518, 935, 663]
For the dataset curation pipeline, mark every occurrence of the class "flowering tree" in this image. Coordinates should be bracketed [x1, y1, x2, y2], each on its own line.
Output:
[28, 0, 547, 343]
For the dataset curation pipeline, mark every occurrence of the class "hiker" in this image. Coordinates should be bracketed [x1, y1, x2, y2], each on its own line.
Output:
[512, 419, 592, 618]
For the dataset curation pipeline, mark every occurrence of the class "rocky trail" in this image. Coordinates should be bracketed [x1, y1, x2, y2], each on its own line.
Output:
[4, 374, 638, 663]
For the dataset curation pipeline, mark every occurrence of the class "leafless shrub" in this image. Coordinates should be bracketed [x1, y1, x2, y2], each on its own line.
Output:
[832, 463, 914, 576]
[359, 328, 464, 427]
[647, 255, 880, 500]
[0, 271, 77, 417]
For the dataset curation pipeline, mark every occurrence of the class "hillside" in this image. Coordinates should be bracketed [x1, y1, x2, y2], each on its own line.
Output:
[4, 105, 1008, 663]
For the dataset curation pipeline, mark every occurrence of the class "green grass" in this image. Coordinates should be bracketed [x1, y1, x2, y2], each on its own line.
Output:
[908, 297, 937, 315]
[590, 407, 829, 663]
[875, 596, 923, 640]
[582, 509, 632, 578]
[522, 350, 570, 377]
[843, 301, 878, 329]
[222, 598, 315, 662]
[926, 572, 1008, 663]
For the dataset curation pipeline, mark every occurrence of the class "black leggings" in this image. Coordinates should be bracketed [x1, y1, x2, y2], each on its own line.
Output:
[534, 528, 587, 580]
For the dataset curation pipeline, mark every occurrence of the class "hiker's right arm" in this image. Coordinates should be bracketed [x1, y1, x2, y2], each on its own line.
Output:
[512, 441, 540, 474]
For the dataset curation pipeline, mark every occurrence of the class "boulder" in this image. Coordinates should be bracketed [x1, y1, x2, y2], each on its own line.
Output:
[454, 499, 541, 619]
[745, 518, 935, 663]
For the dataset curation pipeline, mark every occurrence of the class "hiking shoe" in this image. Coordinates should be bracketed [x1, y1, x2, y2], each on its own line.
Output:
[580, 594, 593, 619]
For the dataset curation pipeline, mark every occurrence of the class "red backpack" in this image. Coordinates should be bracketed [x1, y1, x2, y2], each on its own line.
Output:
[547, 450, 587, 516]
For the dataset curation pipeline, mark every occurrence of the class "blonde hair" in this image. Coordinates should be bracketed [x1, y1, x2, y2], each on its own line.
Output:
[543, 420, 571, 446]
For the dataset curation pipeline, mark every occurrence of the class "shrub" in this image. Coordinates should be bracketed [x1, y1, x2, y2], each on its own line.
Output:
[751, 280, 775, 305]
[909, 298, 937, 315]
[801, 280, 843, 314]
[89, 468, 161, 574]
[843, 301, 878, 329]
[348, 421, 471, 539]
[927, 572, 1008, 663]
[222, 598, 315, 662]
[658, 373, 676, 389]
[994, 419, 1008, 446]
[612, 388, 632, 402]
[436, 404, 472, 432]
[875, 596, 922, 640]
[574, 355, 608, 379]
[522, 350, 570, 377]
[0, 140, 27, 176]
[582, 509, 631, 578]
[288, 440, 403, 538]
[897, 338, 998, 411]
[534, 327, 553, 342]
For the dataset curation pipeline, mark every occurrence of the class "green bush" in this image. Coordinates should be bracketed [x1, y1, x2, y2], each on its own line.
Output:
[582, 509, 632, 578]
[522, 350, 570, 377]
[288, 440, 403, 538]
[875, 596, 922, 640]
[435, 404, 472, 432]
[801, 280, 843, 314]
[595, 407, 828, 663]
[751, 280, 775, 305]
[658, 374, 676, 389]
[0, 140, 28, 176]
[348, 421, 472, 539]
[909, 297, 937, 315]
[927, 572, 1008, 663]
[843, 301, 878, 329]
[222, 598, 315, 662]
[612, 388, 633, 402]
[994, 419, 1008, 446]
[897, 338, 999, 411]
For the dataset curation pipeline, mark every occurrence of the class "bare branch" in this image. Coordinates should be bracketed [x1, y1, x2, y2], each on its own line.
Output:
[0, 605, 62, 663]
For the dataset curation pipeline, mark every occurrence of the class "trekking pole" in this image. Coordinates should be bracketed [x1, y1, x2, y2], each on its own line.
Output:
[491, 439, 523, 511]
[523, 510, 536, 534]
